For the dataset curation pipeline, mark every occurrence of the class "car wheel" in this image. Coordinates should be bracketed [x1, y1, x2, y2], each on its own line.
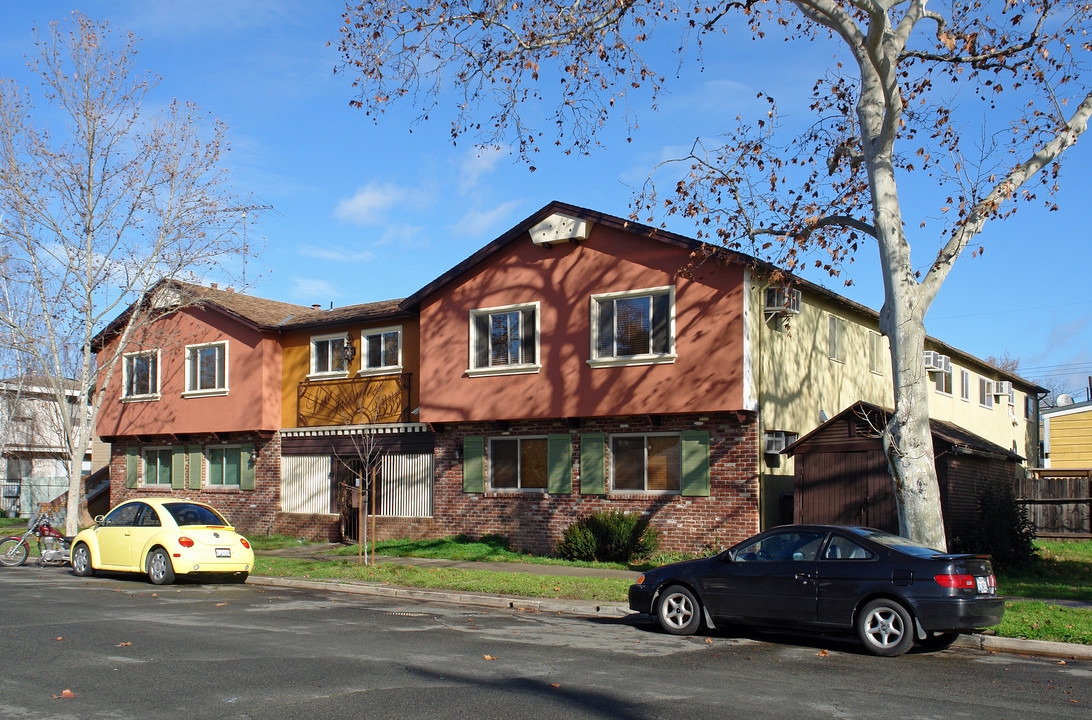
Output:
[918, 632, 960, 651]
[147, 548, 175, 585]
[71, 543, 95, 577]
[657, 585, 702, 636]
[0, 538, 29, 567]
[857, 599, 914, 656]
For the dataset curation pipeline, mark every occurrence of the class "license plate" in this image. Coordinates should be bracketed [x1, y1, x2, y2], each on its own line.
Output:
[975, 576, 989, 593]
[215, 548, 231, 558]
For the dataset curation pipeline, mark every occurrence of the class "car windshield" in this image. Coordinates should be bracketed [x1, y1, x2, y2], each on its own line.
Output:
[163, 502, 228, 527]
[846, 528, 943, 557]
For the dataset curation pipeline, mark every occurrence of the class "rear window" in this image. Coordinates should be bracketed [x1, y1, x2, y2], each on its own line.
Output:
[846, 528, 943, 557]
[163, 502, 228, 527]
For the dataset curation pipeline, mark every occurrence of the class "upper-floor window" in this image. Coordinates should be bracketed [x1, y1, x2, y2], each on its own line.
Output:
[360, 326, 402, 375]
[123, 350, 159, 400]
[185, 342, 227, 396]
[828, 315, 846, 363]
[468, 302, 539, 376]
[868, 332, 883, 374]
[933, 366, 953, 396]
[978, 377, 994, 408]
[1025, 394, 1035, 420]
[611, 433, 681, 492]
[310, 333, 350, 378]
[1008, 385, 1016, 406]
[489, 437, 547, 491]
[960, 369, 971, 401]
[590, 286, 676, 367]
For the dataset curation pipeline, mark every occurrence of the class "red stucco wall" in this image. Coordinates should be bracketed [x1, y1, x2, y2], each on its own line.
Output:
[96, 307, 282, 437]
[418, 224, 747, 422]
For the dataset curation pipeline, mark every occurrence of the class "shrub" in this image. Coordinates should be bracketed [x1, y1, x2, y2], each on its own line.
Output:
[556, 511, 660, 563]
[951, 481, 1038, 571]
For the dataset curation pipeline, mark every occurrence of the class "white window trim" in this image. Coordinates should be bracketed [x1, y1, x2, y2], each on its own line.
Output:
[182, 341, 229, 398]
[467, 301, 542, 378]
[933, 367, 953, 397]
[960, 369, 971, 402]
[588, 286, 677, 369]
[357, 325, 403, 377]
[978, 376, 995, 409]
[122, 350, 161, 402]
[308, 332, 352, 380]
[488, 435, 549, 492]
[142, 446, 173, 486]
[205, 444, 245, 488]
[608, 431, 682, 495]
[868, 331, 883, 375]
[827, 314, 847, 364]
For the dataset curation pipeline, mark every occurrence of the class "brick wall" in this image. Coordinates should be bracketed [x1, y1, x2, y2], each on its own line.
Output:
[109, 432, 282, 535]
[432, 413, 759, 555]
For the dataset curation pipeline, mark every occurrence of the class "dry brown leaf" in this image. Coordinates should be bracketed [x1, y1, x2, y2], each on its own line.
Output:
[550, 683, 560, 688]
[704, 637, 713, 644]
[216, 602, 227, 607]
[483, 654, 496, 660]
[52, 689, 76, 699]
[816, 649, 829, 657]
[117, 642, 131, 647]
[151, 593, 158, 597]
[55, 637, 63, 641]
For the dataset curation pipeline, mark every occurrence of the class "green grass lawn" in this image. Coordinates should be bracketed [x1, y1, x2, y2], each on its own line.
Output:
[996, 540, 1092, 603]
[0, 517, 26, 529]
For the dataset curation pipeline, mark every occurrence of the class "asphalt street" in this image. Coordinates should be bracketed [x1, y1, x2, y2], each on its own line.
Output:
[1, 565, 1089, 719]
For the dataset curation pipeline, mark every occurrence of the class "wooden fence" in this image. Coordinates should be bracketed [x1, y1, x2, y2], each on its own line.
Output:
[1016, 469, 1092, 539]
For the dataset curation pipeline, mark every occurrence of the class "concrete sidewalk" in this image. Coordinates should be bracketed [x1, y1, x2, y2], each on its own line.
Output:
[254, 543, 1092, 661]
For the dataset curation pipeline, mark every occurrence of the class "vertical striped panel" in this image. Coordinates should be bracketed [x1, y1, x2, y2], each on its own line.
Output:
[379, 452, 433, 518]
[280, 455, 334, 514]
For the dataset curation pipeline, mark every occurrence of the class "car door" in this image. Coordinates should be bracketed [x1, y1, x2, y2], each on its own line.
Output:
[122, 503, 164, 569]
[815, 533, 883, 627]
[95, 502, 143, 568]
[700, 530, 826, 623]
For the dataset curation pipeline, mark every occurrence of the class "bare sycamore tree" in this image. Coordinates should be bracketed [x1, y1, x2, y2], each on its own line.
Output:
[337, 1, 1091, 548]
[0, 14, 259, 534]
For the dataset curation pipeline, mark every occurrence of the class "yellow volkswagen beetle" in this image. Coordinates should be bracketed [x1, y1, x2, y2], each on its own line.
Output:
[70, 497, 253, 585]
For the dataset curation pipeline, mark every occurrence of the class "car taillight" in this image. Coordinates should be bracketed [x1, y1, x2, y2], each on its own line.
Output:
[239, 537, 251, 549]
[934, 573, 975, 589]
[178, 536, 195, 548]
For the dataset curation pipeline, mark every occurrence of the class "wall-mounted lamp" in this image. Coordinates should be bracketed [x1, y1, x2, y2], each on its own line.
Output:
[341, 340, 357, 367]
[249, 448, 259, 464]
[454, 446, 463, 461]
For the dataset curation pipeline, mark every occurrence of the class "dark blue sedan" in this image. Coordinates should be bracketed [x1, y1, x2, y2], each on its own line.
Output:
[628, 525, 1004, 656]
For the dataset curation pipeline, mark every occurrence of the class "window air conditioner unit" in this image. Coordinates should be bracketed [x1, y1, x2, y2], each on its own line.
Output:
[923, 350, 942, 372]
[993, 380, 1012, 397]
[763, 431, 787, 454]
[764, 287, 801, 315]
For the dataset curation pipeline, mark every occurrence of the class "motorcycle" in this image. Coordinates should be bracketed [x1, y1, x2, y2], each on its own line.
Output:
[0, 513, 73, 567]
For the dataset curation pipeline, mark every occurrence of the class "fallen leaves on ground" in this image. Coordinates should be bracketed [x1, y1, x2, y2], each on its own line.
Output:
[483, 654, 497, 660]
[816, 649, 829, 657]
[54, 637, 63, 641]
[117, 642, 131, 647]
[52, 689, 76, 699]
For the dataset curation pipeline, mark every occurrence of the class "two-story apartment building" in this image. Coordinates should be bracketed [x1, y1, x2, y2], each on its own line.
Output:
[94, 203, 1042, 554]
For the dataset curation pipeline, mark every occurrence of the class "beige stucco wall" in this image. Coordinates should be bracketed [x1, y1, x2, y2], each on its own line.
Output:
[748, 278, 1039, 527]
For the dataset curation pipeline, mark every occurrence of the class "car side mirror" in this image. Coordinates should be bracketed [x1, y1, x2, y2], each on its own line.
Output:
[793, 552, 804, 561]
[93, 515, 104, 526]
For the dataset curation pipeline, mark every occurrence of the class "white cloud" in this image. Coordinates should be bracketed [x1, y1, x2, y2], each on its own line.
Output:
[333, 182, 409, 226]
[448, 200, 523, 239]
[289, 277, 339, 302]
[298, 245, 376, 262]
[459, 145, 510, 193]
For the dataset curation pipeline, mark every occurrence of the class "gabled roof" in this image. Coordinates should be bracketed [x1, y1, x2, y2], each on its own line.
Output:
[784, 400, 1023, 461]
[277, 298, 408, 331]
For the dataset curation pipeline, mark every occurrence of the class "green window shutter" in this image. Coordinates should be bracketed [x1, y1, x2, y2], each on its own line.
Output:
[239, 444, 256, 490]
[547, 434, 572, 495]
[681, 430, 711, 497]
[579, 433, 606, 495]
[462, 437, 484, 493]
[187, 446, 202, 489]
[171, 447, 186, 489]
[125, 448, 139, 489]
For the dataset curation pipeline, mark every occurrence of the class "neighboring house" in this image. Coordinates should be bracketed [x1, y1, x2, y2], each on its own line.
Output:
[0, 375, 91, 518]
[92, 203, 1043, 554]
[1040, 398, 1092, 469]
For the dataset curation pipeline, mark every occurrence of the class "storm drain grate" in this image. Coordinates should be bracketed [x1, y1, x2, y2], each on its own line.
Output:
[386, 611, 430, 617]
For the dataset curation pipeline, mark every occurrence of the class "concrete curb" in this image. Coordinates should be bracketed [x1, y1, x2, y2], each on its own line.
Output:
[249, 575, 1092, 660]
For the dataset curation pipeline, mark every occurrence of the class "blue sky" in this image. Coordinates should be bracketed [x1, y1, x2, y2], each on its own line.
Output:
[2, 2, 1090, 397]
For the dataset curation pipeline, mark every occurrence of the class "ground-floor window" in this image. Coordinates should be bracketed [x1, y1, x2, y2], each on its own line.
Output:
[489, 437, 547, 490]
[143, 448, 172, 486]
[207, 446, 246, 487]
[611, 434, 681, 492]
